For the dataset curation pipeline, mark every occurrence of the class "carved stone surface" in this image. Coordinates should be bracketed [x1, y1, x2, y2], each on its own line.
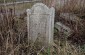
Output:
[55, 22, 72, 36]
[27, 3, 55, 45]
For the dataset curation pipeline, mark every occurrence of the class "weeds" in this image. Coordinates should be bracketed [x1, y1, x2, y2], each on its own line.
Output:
[0, 2, 85, 55]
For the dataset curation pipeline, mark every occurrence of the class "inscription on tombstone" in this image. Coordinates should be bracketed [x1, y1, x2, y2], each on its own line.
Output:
[27, 3, 55, 45]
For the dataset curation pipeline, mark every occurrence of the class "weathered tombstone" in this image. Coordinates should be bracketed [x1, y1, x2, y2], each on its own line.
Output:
[27, 3, 55, 45]
[55, 22, 72, 36]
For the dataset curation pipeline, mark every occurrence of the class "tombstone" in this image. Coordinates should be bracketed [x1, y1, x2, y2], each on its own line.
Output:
[55, 22, 72, 36]
[27, 3, 55, 45]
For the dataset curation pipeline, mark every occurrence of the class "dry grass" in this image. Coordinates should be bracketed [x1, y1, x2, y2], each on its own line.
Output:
[0, 3, 85, 55]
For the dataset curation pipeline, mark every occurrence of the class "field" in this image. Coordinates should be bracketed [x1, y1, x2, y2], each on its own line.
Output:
[0, 0, 29, 3]
[0, 0, 15, 3]
[0, 1, 85, 55]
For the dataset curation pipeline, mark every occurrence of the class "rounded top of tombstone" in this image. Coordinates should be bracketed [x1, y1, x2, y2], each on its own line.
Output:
[32, 3, 49, 9]
[31, 3, 50, 14]
[26, 3, 55, 15]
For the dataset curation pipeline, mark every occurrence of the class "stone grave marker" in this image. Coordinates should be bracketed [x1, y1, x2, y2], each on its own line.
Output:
[27, 3, 55, 45]
[55, 22, 72, 36]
